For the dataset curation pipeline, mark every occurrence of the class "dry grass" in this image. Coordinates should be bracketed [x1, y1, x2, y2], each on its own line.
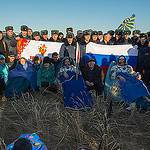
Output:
[0, 91, 150, 150]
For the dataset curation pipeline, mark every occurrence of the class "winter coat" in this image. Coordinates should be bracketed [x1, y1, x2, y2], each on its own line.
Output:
[59, 42, 76, 60]
[0, 40, 8, 57]
[37, 64, 56, 87]
[3, 34, 17, 55]
[82, 64, 103, 85]
[0, 63, 9, 83]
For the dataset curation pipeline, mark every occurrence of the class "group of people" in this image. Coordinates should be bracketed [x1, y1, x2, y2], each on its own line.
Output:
[0, 51, 102, 109]
[0, 25, 150, 106]
[0, 25, 150, 55]
[0, 25, 150, 150]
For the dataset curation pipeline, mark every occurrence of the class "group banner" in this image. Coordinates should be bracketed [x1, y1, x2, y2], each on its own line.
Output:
[17, 39, 63, 59]
[85, 42, 138, 73]
[17, 40, 138, 70]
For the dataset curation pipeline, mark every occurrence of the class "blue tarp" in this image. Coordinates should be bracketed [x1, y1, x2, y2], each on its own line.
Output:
[58, 71, 93, 110]
[117, 72, 150, 104]
[5, 62, 37, 97]
[7, 133, 47, 150]
[104, 62, 150, 110]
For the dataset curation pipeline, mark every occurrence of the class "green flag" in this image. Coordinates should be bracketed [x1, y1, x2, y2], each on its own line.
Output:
[118, 14, 136, 31]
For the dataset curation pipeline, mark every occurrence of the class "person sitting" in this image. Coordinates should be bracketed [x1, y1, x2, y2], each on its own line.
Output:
[82, 58, 104, 96]
[37, 56, 57, 93]
[5, 57, 36, 98]
[57, 57, 93, 110]
[7, 51, 18, 71]
[0, 55, 8, 103]
[110, 55, 133, 80]
[32, 56, 41, 72]
[110, 55, 150, 111]
[58, 57, 76, 80]
[32, 56, 41, 90]
[49, 52, 61, 76]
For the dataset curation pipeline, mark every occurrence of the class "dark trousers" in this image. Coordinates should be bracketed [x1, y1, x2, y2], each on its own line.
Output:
[87, 82, 103, 96]
[0, 78, 5, 95]
[41, 82, 58, 93]
[143, 70, 150, 86]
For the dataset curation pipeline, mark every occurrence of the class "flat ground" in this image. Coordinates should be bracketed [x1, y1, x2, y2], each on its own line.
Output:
[0, 92, 150, 150]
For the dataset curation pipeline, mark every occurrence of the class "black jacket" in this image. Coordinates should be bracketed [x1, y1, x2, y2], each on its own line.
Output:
[113, 37, 124, 45]
[49, 37, 59, 42]
[0, 40, 8, 57]
[122, 38, 132, 44]
[82, 65, 103, 85]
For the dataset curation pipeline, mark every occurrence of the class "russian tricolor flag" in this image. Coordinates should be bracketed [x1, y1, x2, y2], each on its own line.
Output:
[85, 42, 138, 74]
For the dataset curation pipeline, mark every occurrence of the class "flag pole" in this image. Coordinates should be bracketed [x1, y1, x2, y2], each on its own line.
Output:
[76, 42, 81, 80]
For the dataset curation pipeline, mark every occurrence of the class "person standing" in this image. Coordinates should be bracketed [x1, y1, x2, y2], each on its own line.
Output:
[41, 30, 49, 41]
[28, 28, 33, 40]
[79, 30, 91, 71]
[58, 32, 65, 42]
[17, 25, 29, 39]
[142, 43, 150, 86]
[0, 31, 8, 58]
[113, 30, 124, 45]
[76, 30, 83, 44]
[33, 31, 41, 41]
[100, 33, 114, 45]
[147, 31, 150, 41]
[131, 30, 141, 46]
[49, 30, 59, 42]
[66, 27, 73, 34]
[122, 30, 132, 44]
[136, 33, 149, 85]
[59, 32, 76, 60]
[97, 31, 103, 43]
[80, 30, 91, 46]
[3, 26, 17, 55]
[90, 31, 100, 44]
[79, 30, 91, 60]
[136, 33, 148, 73]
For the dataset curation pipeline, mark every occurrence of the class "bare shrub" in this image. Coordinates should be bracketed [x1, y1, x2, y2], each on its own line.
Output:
[0, 91, 150, 150]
